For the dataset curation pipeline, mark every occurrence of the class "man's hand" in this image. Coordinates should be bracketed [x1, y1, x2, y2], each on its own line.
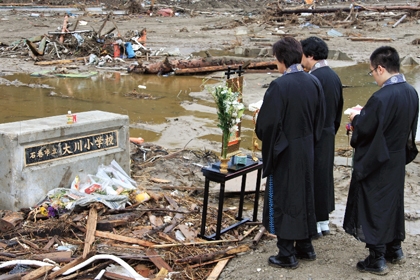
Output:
[349, 111, 359, 122]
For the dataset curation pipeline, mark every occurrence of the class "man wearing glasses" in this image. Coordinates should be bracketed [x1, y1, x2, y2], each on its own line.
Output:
[344, 46, 419, 275]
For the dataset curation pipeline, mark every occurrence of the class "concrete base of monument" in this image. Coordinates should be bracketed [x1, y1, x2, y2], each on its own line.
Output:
[0, 110, 130, 211]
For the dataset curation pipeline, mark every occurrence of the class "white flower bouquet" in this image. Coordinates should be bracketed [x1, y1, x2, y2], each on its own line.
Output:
[209, 84, 245, 159]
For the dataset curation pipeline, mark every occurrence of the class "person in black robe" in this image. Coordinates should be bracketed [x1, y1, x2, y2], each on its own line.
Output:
[344, 46, 419, 275]
[301, 37, 344, 238]
[255, 37, 325, 269]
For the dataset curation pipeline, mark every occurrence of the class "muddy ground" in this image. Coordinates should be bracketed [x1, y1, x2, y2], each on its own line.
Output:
[1, 0, 420, 279]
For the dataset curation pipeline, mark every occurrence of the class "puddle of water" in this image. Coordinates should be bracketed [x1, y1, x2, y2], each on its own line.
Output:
[334, 64, 420, 146]
[1, 63, 419, 152]
[0, 72, 212, 143]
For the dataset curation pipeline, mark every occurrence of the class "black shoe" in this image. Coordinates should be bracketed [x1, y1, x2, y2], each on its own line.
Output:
[312, 232, 322, 239]
[268, 255, 299, 269]
[356, 255, 389, 275]
[295, 250, 316, 261]
[385, 248, 406, 264]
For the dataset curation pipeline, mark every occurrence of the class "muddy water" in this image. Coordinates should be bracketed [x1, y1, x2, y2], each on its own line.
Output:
[0, 72, 209, 143]
[1, 63, 419, 151]
[335, 64, 420, 148]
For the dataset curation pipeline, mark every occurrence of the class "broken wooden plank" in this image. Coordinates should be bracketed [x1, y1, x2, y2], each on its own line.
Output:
[59, 14, 69, 43]
[163, 194, 178, 210]
[253, 226, 266, 245]
[42, 235, 58, 251]
[83, 207, 98, 258]
[149, 178, 171, 184]
[0, 211, 24, 232]
[152, 239, 238, 249]
[34, 57, 88, 65]
[207, 259, 230, 280]
[239, 225, 259, 241]
[157, 232, 177, 244]
[48, 252, 95, 279]
[95, 230, 157, 247]
[189, 255, 235, 269]
[103, 272, 136, 280]
[174, 61, 277, 74]
[177, 224, 197, 241]
[108, 243, 145, 250]
[175, 244, 249, 264]
[0, 274, 23, 280]
[146, 249, 174, 272]
[392, 14, 407, 28]
[0, 252, 16, 258]
[163, 213, 184, 233]
[19, 238, 39, 250]
[148, 214, 163, 228]
[97, 219, 128, 231]
[48, 30, 92, 35]
[32, 251, 72, 260]
[22, 265, 54, 280]
[349, 37, 392, 42]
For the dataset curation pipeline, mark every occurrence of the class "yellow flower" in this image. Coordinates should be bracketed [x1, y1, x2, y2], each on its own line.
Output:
[40, 207, 48, 216]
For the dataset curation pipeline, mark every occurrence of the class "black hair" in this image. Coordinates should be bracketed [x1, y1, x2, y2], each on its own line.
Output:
[272, 37, 303, 68]
[300, 36, 329, 60]
[370, 46, 400, 74]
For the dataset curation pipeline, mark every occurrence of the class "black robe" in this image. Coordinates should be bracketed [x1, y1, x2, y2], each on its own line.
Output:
[311, 67, 343, 221]
[343, 82, 419, 245]
[256, 71, 325, 240]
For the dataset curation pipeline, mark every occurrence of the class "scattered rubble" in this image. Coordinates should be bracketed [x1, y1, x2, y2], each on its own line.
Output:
[2, 1, 420, 76]
[0, 143, 269, 279]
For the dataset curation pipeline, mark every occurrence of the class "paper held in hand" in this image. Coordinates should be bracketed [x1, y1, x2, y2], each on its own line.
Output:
[344, 104, 363, 115]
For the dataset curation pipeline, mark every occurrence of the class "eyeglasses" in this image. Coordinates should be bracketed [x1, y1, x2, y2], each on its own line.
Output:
[368, 66, 379, 76]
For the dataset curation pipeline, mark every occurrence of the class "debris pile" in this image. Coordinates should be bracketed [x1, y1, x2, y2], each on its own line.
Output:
[0, 144, 269, 279]
[3, 12, 152, 69]
[263, 2, 420, 38]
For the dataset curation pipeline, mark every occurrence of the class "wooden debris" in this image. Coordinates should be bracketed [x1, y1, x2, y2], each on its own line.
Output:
[149, 178, 171, 184]
[349, 37, 392, 42]
[152, 239, 238, 249]
[103, 272, 136, 280]
[146, 249, 174, 272]
[22, 265, 54, 280]
[392, 14, 407, 28]
[189, 255, 235, 268]
[95, 230, 157, 247]
[32, 251, 72, 261]
[34, 57, 88, 65]
[0, 211, 24, 232]
[175, 244, 249, 264]
[0, 144, 265, 279]
[253, 226, 266, 245]
[0, 274, 24, 280]
[48, 252, 95, 279]
[177, 224, 197, 241]
[207, 259, 230, 280]
[19, 237, 39, 249]
[97, 212, 140, 231]
[59, 14, 69, 43]
[42, 235, 59, 251]
[83, 207, 98, 258]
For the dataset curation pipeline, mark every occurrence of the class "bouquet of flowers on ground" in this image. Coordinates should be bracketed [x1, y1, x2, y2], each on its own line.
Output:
[209, 84, 245, 159]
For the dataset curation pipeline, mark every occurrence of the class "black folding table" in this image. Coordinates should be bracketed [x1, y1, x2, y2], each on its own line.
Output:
[199, 156, 263, 240]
